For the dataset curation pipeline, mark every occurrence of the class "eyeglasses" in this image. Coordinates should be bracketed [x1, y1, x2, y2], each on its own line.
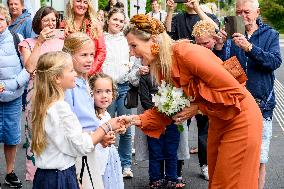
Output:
[94, 89, 113, 95]
[41, 19, 57, 24]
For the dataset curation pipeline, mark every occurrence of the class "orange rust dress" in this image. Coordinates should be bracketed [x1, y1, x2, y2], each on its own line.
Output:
[138, 41, 262, 189]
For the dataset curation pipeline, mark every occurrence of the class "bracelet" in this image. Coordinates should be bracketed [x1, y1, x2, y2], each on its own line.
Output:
[99, 124, 109, 134]
[105, 121, 113, 131]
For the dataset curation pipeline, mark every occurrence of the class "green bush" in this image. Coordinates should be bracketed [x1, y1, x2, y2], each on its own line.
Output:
[260, 0, 284, 32]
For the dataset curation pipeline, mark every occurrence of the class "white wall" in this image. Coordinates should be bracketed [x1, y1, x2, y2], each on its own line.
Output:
[130, 0, 146, 18]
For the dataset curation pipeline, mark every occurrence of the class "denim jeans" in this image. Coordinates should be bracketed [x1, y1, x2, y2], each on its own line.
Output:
[147, 124, 180, 182]
[0, 96, 22, 145]
[107, 83, 132, 169]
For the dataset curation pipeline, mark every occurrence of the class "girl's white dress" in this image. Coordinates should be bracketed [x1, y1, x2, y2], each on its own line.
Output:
[95, 112, 124, 189]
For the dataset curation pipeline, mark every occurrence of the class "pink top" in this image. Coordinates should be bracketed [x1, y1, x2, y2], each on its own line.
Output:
[19, 38, 64, 55]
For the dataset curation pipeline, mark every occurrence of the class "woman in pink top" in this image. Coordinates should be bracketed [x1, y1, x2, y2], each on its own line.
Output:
[64, 0, 106, 75]
[19, 6, 64, 181]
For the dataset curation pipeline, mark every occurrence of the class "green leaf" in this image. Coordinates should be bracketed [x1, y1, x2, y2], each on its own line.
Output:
[177, 124, 184, 133]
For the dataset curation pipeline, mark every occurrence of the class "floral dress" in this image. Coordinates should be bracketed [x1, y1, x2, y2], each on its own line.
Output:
[19, 38, 64, 181]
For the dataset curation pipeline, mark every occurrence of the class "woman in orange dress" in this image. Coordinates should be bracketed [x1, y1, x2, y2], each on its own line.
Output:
[124, 14, 262, 189]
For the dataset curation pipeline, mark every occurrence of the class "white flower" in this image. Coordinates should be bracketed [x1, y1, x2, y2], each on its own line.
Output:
[152, 80, 192, 117]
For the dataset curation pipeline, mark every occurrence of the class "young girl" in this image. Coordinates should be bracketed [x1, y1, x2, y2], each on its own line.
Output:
[31, 51, 124, 189]
[89, 73, 124, 189]
[63, 32, 121, 189]
[102, 7, 134, 178]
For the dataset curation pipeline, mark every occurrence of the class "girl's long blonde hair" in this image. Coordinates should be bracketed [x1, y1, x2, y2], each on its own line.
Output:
[64, 0, 102, 39]
[31, 51, 72, 155]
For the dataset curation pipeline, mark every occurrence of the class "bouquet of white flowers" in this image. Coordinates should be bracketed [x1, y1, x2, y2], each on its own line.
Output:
[152, 80, 192, 132]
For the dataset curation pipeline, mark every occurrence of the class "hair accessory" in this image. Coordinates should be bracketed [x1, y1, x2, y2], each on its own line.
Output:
[150, 43, 160, 55]
[130, 14, 165, 35]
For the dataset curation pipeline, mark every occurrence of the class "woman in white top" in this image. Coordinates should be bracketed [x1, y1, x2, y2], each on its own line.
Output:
[31, 51, 126, 189]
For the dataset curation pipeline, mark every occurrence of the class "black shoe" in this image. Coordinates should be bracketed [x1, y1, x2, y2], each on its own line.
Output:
[5, 171, 22, 188]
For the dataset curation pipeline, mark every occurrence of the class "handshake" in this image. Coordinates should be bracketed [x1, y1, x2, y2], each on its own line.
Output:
[99, 115, 141, 148]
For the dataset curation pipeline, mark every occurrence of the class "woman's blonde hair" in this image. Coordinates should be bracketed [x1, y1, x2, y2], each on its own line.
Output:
[124, 15, 173, 84]
[31, 51, 72, 155]
[64, 0, 102, 39]
[62, 32, 93, 55]
[0, 4, 11, 24]
[192, 20, 216, 38]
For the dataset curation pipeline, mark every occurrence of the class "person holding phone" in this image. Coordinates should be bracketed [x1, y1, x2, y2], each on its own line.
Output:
[164, 0, 220, 182]
[215, 0, 282, 188]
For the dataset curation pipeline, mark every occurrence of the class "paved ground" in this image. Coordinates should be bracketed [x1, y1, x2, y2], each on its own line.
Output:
[0, 117, 284, 189]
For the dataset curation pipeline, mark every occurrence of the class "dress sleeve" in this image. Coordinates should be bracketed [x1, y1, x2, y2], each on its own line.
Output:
[174, 42, 246, 120]
[46, 101, 94, 157]
[138, 108, 172, 138]
[89, 35, 106, 75]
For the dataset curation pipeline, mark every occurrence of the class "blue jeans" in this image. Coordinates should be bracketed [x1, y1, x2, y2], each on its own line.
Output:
[147, 124, 180, 182]
[0, 96, 22, 145]
[107, 83, 132, 168]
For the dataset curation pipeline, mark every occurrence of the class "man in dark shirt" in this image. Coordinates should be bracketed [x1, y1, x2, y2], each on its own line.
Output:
[165, 0, 219, 41]
[164, 0, 220, 181]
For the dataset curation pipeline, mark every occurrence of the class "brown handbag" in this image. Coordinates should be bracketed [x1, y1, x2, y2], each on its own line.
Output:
[222, 56, 248, 84]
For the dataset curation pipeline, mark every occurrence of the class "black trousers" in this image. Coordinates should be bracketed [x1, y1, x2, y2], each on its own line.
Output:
[195, 114, 209, 167]
[187, 114, 209, 167]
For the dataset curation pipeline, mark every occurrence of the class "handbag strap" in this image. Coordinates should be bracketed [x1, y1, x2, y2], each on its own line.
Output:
[79, 156, 94, 189]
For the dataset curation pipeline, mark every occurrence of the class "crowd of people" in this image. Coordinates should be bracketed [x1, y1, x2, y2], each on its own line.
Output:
[0, 0, 282, 189]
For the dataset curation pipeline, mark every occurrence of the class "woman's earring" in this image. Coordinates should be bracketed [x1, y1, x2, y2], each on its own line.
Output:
[150, 43, 160, 56]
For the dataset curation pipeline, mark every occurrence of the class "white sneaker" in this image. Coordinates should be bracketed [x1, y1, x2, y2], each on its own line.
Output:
[201, 165, 209, 181]
[132, 148, 136, 156]
[122, 168, 133, 178]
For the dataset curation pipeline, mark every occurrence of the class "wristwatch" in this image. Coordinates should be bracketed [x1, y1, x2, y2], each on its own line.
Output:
[246, 43, 253, 52]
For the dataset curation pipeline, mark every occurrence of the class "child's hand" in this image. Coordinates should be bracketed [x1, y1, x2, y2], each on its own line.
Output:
[100, 131, 116, 148]
[108, 117, 126, 130]
[119, 115, 142, 127]
[116, 125, 126, 134]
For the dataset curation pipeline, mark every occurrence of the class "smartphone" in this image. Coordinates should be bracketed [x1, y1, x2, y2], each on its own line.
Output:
[224, 16, 245, 39]
[174, 0, 188, 3]
[50, 29, 65, 39]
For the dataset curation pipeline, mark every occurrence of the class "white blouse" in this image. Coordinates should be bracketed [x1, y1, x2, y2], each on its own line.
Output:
[35, 100, 94, 171]
[102, 32, 133, 84]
